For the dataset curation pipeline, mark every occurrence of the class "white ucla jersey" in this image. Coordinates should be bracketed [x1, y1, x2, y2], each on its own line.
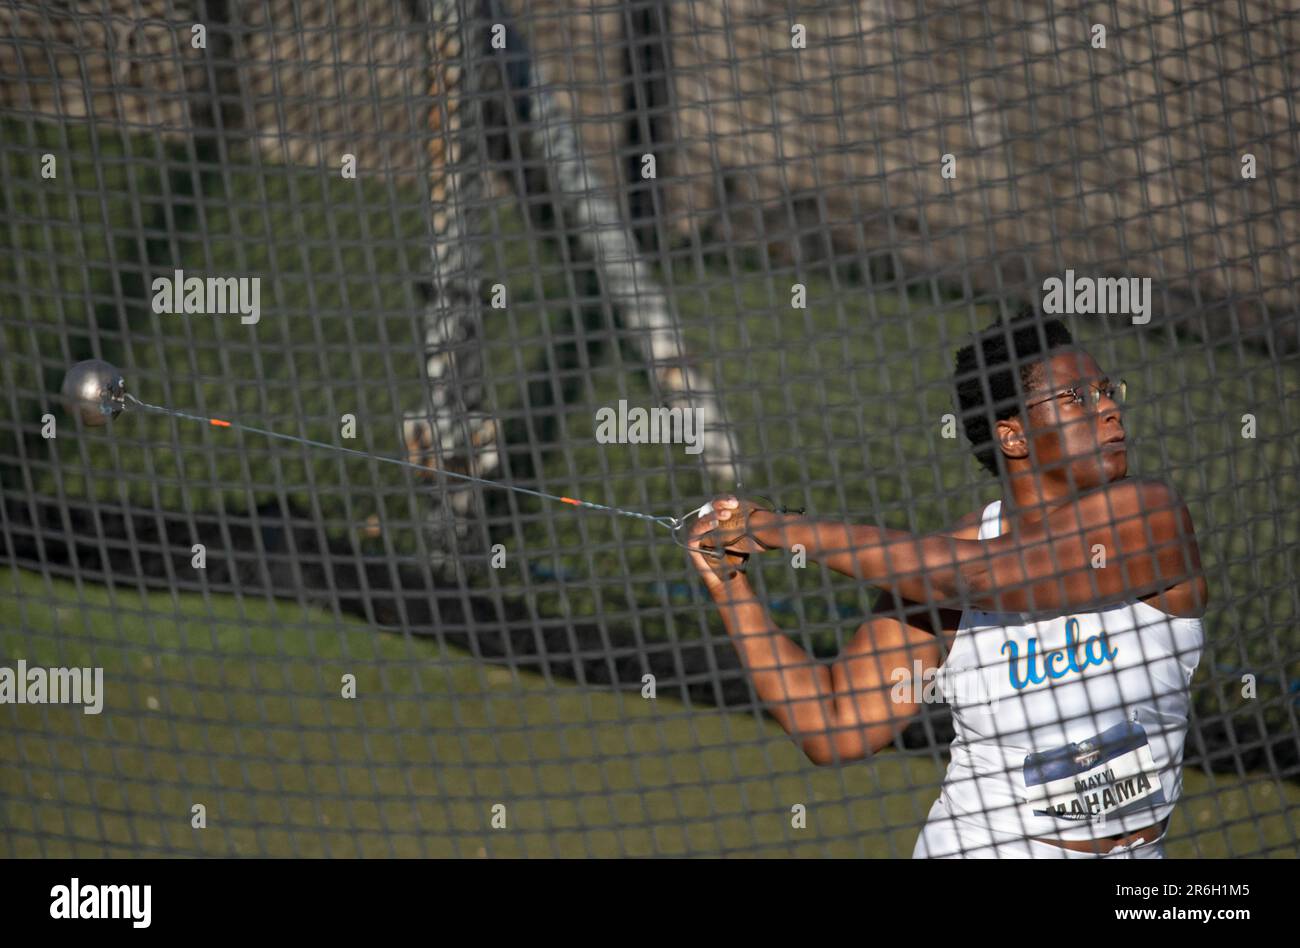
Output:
[935, 499, 1205, 842]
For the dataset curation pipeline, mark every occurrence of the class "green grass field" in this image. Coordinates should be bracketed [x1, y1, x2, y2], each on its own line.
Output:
[3, 567, 1297, 857]
[2, 118, 1298, 856]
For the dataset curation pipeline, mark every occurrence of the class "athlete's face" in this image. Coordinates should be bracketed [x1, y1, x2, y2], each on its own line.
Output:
[1002, 350, 1127, 489]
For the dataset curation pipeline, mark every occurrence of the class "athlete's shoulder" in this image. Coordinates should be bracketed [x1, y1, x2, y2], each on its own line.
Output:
[943, 506, 988, 540]
[1079, 477, 1192, 524]
[1081, 478, 1207, 616]
[882, 505, 990, 634]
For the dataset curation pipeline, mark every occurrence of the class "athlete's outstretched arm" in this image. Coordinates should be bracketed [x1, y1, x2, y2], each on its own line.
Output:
[698, 571, 839, 762]
[742, 479, 1206, 615]
[686, 554, 940, 764]
[686, 516, 956, 765]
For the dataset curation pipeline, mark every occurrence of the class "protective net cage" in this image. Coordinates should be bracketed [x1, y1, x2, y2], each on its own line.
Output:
[1, 0, 1297, 858]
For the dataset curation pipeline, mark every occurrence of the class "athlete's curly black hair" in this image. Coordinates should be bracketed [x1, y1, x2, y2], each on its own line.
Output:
[953, 304, 1075, 476]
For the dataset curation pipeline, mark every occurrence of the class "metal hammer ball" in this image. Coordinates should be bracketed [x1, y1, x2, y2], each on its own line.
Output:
[61, 359, 126, 426]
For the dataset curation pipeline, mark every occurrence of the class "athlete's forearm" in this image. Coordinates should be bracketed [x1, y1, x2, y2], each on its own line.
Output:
[751, 495, 1201, 615]
[707, 578, 841, 760]
[752, 513, 977, 606]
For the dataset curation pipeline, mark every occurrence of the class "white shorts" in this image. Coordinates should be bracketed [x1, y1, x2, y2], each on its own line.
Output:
[913, 796, 1168, 859]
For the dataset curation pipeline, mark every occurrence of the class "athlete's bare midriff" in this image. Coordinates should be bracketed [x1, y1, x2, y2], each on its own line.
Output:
[1033, 817, 1169, 854]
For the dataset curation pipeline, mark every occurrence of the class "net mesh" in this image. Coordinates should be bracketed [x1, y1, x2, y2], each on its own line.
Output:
[1, 0, 1297, 857]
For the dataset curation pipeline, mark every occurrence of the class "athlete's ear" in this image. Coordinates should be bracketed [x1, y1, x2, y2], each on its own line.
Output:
[996, 416, 1029, 462]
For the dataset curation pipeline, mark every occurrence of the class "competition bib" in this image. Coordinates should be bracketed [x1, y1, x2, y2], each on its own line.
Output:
[1022, 719, 1166, 822]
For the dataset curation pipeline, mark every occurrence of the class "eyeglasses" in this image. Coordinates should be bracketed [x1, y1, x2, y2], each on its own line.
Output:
[1024, 379, 1127, 411]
